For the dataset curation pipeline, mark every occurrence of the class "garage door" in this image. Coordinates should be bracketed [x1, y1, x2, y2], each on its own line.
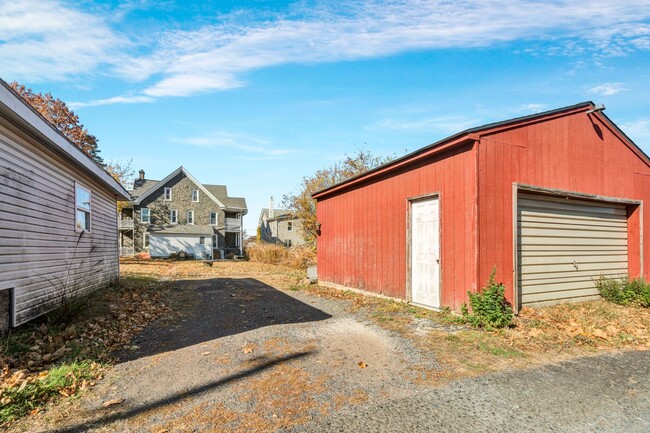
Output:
[517, 193, 628, 307]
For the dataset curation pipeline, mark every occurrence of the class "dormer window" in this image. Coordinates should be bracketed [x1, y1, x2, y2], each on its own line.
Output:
[164, 187, 172, 201]
[192, 190, 199, 202]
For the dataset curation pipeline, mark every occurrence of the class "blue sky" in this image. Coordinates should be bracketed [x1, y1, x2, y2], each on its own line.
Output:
[1, 0, 650, 235]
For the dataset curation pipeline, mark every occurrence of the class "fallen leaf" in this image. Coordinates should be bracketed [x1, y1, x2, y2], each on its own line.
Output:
[201, 351, 212, 356]
[102, 398, 125, 408]
[592, 329, 608, 340]
[242, 346, 254, 354]
[358, 361, 368, 368]
[528, 328, 544, 338]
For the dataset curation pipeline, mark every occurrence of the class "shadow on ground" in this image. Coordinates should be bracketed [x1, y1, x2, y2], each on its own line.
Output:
[119, 277, 331, 361]
[45, 351, 315, 433]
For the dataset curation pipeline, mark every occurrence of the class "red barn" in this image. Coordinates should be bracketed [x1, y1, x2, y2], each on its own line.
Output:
[313, 103, 650, 312]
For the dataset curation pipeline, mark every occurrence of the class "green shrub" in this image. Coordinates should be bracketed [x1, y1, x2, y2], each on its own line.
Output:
[461, 270, 514, 329]
[595, 276, 650, 307]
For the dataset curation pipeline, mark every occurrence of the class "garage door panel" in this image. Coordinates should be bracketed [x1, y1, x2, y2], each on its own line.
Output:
[520, 254, 628, 266]
[520, 268, 625, 287]
[522, 288, 603, 305]
[521, 261, 628, 275]
[520, 227, 627, 239]
[518, 237, 627, 247]
[517, 193, 628, 307]
[519, 197, 628, 217]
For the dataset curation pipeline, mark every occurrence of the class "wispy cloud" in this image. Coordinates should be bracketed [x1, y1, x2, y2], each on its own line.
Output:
[588, 82, 628, 96]
[174, 132, 289, 156]
[620, 119, 650, 148]
[3, 0, 650, 104]
[0, 0, 124, 82]
[518, 103, 548, 113]
[367, 115, 478, 134]
[69, 94, 154, 109]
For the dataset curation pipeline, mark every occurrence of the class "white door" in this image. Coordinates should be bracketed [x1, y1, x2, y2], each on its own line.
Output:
[410, 197, 441, 309]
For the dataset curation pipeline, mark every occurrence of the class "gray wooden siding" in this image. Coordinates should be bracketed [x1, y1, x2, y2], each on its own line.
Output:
[0, 119, 119, 326]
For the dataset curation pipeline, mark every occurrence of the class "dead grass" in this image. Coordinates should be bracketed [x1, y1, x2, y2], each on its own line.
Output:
[246, 243, 316, 270]
[120, 258, 305, 291]
[300, 283, 650, 383]
[0, 276, 173, 426]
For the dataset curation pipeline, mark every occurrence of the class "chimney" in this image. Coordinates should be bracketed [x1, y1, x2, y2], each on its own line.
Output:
[269, 196, 274, 218]
[139, 169, 145, 181]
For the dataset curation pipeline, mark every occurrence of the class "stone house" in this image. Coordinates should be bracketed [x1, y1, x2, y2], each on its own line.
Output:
[258, 197, 305, 247]
[119, 166, 247, 259]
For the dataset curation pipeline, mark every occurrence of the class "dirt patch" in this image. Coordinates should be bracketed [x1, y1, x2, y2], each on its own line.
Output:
[10, 260, 650, 432]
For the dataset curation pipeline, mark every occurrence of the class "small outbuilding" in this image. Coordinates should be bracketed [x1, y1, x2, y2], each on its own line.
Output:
[313, 103, 650, 311]
[0, 79, 131, 330]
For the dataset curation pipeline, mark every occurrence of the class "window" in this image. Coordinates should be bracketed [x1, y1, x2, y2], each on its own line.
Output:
[284, 240, 292, 247]
[170, 209, 178, 224]
[199, 236, 205, 245]
[187, 210, 194, 225]
[164, 187, 172, 201]
[212, 234, 218, 248]
[209, 212, 217, 225]
[141, 208, 150, 223]
[143, 233, 150, 248]
[287, 221, 293, 231]
[192, 189, 199, 202]
[75, 183, 91, 232]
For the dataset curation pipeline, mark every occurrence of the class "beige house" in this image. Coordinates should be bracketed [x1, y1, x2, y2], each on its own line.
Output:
[0, 79, 131, 330]
[258, 197, 305, 247]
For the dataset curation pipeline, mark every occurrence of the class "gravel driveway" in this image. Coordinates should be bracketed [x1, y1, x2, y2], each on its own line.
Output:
[21, 275, 650, 433]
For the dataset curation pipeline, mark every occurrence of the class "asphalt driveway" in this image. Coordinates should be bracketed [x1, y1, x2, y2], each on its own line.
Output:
[17, 274, 650, 433]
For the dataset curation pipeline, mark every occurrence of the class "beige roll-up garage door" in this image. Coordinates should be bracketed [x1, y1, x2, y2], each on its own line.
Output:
[517, 193, 629, 307]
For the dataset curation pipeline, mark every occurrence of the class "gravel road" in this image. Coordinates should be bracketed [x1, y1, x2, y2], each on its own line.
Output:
[294, 350, 650, 433]
[17, 273, 650, 433]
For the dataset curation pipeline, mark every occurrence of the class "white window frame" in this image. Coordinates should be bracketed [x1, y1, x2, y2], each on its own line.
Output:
[287, 221, 293, 231]
[187, 210, 194, 225]
[164, 187, 172, 201]
[209, 212, 217, 225]
[74, 181, 91, 233]
[192, 189, 199, 202]
[143, 233, 150, 249]
[140, 208, 150, 223]
[170, 209, 178, 224]
[212, 234, 218, 248]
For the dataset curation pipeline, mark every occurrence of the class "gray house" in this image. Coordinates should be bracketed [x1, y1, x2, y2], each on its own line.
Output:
[258, 197, 305, 247]
[0, 79, 131, 330]
[119, 167, 247, 259]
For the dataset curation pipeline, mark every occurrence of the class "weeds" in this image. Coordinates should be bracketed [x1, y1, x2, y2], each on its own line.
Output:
[246, 243, 316, 269]
[0, 360, 102, 423]
[461, 270, 514, 329]
[595, 276, 650, 307]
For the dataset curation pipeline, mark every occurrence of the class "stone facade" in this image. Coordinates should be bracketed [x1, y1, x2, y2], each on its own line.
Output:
[120, 170, 245, 255]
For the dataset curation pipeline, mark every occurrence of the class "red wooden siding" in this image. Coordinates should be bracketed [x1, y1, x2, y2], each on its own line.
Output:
[316, 105, 650, 310]
[477, 111, 650, 304]
[317, 142, 477, 310]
